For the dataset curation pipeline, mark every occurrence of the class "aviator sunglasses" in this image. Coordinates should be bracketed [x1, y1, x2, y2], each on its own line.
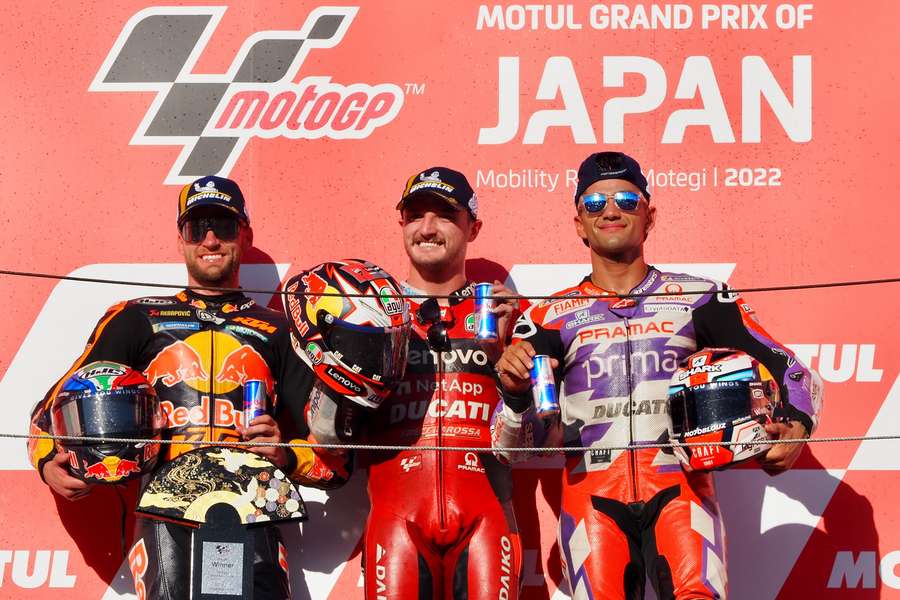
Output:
[581, 190, 642, 213]
[180, 215, 241, 243]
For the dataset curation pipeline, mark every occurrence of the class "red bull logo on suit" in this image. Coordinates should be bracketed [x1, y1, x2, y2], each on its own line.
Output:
[143, 332, 273, 396]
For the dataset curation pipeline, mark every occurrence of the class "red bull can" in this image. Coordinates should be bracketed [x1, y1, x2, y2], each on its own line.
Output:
[244, 379, 268, 425]
[531, 355, 559, 416]
[474, 283, 498, 340]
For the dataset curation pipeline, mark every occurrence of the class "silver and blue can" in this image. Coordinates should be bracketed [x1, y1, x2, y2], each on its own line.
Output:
[244, 379, 267, 425]
[530, 355, 559, 416]
[474, 282, 498, 340]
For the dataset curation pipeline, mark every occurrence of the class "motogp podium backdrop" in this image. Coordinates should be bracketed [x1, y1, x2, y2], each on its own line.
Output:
[1, 1, 898, 598]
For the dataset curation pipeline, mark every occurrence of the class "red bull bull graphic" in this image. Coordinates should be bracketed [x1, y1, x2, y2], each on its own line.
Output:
[114, 459, 142, 479]
[301, 271, 346, 327]
[82, 455, 141, 483]
[302, 271, 330, 306]
[144, 332, 272, 395]
[217, 345, 275, 396]
[82, 460, 112, 480]
[144, 340, 209, 388]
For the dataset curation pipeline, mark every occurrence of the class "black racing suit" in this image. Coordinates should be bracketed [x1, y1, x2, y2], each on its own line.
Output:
[29, 289, 349, 600]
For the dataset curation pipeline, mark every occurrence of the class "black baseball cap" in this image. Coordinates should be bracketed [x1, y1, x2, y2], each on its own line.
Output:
[177, 176, 250, 225]
[397, 167, 478, 219]
[574, 152, 650, 204]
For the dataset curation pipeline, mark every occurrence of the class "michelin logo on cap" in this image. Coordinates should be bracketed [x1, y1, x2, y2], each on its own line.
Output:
[408, 171, 455, 196]
[187, 179, 233, 207]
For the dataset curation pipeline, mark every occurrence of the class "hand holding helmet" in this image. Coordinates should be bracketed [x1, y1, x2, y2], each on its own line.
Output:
[50, 361, 164, 485]
[283, 259, 411, 410]
[667, 348, 783, 472]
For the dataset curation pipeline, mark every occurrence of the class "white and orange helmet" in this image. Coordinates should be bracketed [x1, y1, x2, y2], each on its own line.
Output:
[667, 348, 782, 471]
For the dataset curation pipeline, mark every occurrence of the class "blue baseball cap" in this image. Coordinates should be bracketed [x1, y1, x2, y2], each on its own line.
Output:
[574, 152, 650, 204]
[177, 176, 249, 225]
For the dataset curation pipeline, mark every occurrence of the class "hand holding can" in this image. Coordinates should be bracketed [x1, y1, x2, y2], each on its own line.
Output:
[244, 379, 268, 425]
[530, 355, 559, 416]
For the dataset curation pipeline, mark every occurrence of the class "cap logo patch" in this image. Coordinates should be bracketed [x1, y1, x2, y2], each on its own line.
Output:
[195, 180, 218, 193]
[468, 193, 479, 215]
[420, 171, 442, 182]
[408, 180, 454, 195]
[186, 190, 232, 207]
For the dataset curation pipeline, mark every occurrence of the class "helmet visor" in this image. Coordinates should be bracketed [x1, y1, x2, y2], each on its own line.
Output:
[320, 314, 411, 387]
[52, 388, 162, 444]
[670, 381, 769, 437]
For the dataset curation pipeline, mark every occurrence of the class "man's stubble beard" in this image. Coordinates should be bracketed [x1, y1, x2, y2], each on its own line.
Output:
[186, 259, 236, 289]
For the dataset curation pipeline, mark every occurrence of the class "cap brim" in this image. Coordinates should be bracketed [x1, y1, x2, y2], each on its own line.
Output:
[395, 190, 464, 212]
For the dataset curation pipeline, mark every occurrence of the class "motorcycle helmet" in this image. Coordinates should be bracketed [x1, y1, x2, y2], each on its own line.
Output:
[667, 348, 781, 471]
[284, 259, 411, 409]
[50, 361, 164, 483]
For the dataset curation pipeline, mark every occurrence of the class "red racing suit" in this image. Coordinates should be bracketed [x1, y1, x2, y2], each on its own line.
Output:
[29, 289, 349, 600]
[360, 282, 522, 600]
[491, 270, 822, 600]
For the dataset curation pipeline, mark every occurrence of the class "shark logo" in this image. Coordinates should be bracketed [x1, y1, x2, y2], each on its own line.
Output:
[90, 6, 404, 183]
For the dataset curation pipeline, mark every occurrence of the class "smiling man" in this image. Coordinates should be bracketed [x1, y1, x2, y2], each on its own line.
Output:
[29, 176, 347, 600]
[354, 167, 523, 599]
[492, 151, 823, 599]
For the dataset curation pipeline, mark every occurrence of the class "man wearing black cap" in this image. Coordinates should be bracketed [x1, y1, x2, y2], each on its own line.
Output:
[29, 176, 348, 599]
[350, 167, 524, 598]
[491, 152, 821, 599]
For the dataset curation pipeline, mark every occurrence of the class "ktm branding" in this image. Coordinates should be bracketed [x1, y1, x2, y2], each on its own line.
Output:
[0, 550, 76, 589]
[90, 7, 404, 183]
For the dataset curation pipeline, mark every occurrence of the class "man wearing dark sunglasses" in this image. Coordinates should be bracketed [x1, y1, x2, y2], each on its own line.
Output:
[355, 167, 524, 599]
[492, 152, 822, 599]
[30, 175, 348, 600]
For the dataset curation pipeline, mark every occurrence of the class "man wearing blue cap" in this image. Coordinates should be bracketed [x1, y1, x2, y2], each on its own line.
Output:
[175, 175, 254, 293]
[492, 152, 822, 599]
[30, 176, 348, 599]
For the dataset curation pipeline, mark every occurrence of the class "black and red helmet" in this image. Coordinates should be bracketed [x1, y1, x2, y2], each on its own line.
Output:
[284, 259, 411, 408]
[51, 361, 164, 483]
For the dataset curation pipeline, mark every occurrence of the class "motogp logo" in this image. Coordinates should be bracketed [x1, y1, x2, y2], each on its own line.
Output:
[400, 454, 422, 473]
[90, 6, 404, 184]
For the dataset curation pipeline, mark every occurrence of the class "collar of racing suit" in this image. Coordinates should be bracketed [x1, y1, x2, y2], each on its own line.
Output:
[579, 265, 658, 298]
[400, 281, 474, 304]
[180, 288, 254, 308]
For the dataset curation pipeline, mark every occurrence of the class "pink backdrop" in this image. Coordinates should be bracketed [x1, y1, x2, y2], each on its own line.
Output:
[1, 2, 898, 597]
